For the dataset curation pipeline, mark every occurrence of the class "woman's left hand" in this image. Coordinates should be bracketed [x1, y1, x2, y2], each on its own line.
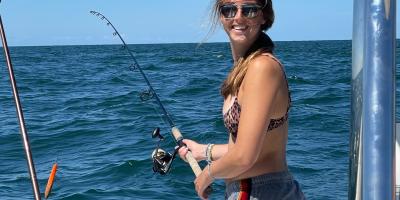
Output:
[194, 167, 214, 200]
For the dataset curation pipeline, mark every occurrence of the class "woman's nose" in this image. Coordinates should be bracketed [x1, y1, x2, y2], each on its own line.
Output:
[234, 8, 244, 20]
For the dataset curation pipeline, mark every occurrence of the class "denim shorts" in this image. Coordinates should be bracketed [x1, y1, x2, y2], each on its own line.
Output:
[225, 170, 305, 200]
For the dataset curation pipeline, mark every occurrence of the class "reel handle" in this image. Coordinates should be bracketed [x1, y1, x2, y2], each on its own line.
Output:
[171, 127, 213, 195]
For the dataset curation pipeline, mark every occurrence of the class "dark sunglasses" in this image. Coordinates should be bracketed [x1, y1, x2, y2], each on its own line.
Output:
[220, 3, 264, 19]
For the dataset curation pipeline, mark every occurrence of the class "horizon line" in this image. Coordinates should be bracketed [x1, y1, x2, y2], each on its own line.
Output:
[6, 38, 363, 48]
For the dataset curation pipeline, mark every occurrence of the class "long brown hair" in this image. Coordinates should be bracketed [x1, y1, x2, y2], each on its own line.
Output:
[220, 34, 274, 98]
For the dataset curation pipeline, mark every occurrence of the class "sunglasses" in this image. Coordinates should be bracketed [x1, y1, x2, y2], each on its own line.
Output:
[220, 3, 264, 19]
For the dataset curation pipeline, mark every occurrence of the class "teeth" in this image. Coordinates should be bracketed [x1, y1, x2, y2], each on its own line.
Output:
[233, 25, 246, 30]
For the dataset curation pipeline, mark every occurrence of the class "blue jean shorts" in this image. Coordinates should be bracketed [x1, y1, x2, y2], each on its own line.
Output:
[225, 170, 305, 200]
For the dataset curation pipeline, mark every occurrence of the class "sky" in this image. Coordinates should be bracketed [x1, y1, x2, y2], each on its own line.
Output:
[0, 0, 396, 46]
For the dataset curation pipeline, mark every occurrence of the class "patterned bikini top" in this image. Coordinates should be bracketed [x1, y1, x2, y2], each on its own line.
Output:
[222, 54, 291, 140]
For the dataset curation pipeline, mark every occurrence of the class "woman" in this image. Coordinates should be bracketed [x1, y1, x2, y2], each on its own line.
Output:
[179, 0, 305, 199]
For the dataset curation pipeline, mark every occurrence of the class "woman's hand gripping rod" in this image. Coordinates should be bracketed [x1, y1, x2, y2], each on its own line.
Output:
[171, 127, 203, 175]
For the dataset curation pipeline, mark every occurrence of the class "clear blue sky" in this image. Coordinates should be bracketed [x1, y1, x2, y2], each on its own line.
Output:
[0, 0, 397, 46]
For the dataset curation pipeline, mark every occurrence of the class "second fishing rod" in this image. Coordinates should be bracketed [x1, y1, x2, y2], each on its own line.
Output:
[89, 11, 207, 179]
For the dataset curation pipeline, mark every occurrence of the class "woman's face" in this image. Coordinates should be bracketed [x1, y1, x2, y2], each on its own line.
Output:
[219, 0, 266, 45]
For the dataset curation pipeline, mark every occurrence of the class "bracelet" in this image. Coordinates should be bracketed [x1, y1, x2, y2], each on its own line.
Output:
[207, 163, 216, 180]
[205, 143, 210, 162]
[206, 144, 214, 164]
[209, 144, 214, 162]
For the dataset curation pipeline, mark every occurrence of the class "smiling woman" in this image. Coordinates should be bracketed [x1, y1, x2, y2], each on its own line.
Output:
[0, 0, 360, 199]
[178, 0, 305, 199]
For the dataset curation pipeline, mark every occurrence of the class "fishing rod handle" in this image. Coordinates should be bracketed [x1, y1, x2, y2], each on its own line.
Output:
[171, 127, 213, 195]
[171, 127, 202, 175]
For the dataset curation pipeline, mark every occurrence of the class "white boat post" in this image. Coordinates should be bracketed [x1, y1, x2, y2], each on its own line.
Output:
[351, 0, 397, 199]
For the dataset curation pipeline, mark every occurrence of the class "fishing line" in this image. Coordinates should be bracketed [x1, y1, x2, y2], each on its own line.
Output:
[90, 11, 173, 128]
[148, 99, 169, 130]
[89, 11, 208, 181]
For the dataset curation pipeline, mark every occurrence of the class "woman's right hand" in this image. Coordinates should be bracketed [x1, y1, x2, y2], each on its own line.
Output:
[178, 139, 207, 162]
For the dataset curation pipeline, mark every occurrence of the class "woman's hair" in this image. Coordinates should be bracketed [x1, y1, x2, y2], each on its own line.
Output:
[210, 0, 275, 98]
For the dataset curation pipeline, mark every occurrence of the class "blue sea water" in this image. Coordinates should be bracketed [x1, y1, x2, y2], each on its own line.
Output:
[0, 40, 397, 200]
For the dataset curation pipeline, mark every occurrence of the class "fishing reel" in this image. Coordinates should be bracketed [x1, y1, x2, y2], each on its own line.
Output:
[151, 128, 181, 175]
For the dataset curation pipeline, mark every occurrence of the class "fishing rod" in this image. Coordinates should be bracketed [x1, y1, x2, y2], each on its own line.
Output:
[89, 11, 206, 178]
[0, 6, 41, 200]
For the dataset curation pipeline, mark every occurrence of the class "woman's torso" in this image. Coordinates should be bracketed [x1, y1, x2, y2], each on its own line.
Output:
[222, 53, 290, 181]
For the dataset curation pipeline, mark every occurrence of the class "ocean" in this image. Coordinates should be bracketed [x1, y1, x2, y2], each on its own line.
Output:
[0, 40, 396, 199]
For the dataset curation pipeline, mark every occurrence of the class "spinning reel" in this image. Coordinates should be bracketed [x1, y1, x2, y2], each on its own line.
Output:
[151, 128, 182, 175]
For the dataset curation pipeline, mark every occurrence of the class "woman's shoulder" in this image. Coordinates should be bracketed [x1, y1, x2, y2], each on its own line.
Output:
[247, 53, 284, 77]
[239, 55, 284, 95]
[260, 53, 283, 66]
